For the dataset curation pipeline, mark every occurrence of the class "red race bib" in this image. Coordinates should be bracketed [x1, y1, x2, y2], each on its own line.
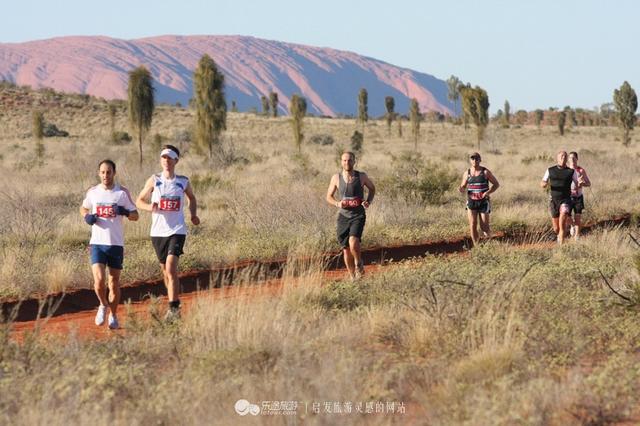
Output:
[342, 197, 362, 208]
[469, 192, 485, 201]
[160, 196, 181, 211]
[96, 204, 116, 218]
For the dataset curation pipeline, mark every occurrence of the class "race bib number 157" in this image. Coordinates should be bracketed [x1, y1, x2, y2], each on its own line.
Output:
[160, 196, 181, 211]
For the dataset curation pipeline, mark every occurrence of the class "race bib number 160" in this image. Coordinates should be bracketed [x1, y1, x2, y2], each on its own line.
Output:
[160, 196, 181, 211]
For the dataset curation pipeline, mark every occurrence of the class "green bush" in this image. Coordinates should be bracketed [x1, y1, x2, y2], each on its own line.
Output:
[379, 151, 457, 204]
[110, 131, 131, 145]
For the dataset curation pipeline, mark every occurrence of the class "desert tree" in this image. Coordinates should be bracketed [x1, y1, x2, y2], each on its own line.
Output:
[460, 85, 490, 149]
[290, 94, 307, 153]
[32, 110, 45, 160]
[503, 100, 511, 128]
[231, 100, 238, 112]
[127, 66, 155, 166]
[269, 92, 279, 117]
[193, 54, 227, 160]
[515, 110, 528, 126]
[446, 75, 461, 117]
[409, 98, 421, 151]
[261, 95, 270, 116]
[385, 96, 395, 135]
[535, 109, 544, 128]
[459, 83, 472, 129]
[358, 88, 368, 131]
[557, 110, 566, 136]
[397, 115, 403, 138]
[108, 102, 117, 137]
[613, 81, 638, 146]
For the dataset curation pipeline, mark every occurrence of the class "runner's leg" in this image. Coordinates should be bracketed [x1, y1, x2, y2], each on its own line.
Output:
[343, 247, 355, 278]
[479, 212, 491, 239]
[558, 212, 569, 244]
[467, 209, 479, 246]
[92, 263, 108, 307]
[574, 213, 582, 239]
[107, 268, 121, 317]
[165, 254, 180, 302]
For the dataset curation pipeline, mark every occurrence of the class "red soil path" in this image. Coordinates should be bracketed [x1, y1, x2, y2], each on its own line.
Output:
[4, 214, 631, 341]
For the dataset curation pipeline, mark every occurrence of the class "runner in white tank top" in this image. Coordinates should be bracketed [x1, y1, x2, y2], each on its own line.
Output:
[79, 159, 138, 329]
[136, 145, 200, 321]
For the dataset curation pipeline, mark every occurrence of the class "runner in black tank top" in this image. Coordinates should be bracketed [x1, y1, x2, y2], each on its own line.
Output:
[458, 152, 500, 247]
[326, 152, 376, 280]
[541, 150, 578, 244]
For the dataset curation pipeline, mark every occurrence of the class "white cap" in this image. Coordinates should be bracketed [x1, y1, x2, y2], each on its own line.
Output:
[160, 148, 179, 160]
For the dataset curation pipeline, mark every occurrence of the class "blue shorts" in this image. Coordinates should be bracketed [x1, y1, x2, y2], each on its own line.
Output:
[90, 245, 124, 269]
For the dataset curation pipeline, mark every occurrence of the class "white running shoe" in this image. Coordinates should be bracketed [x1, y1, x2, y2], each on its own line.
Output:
[95, 305, 107, 326]
[108, 313, 119, 330]
[569, 225, 576, 237]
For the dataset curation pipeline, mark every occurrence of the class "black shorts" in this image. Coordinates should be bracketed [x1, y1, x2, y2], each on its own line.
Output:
[337, 213, 366, 248]
[570, 195, 584, 215]
[549, 198, 571, 218]
[466, 199, 491, 214]
[151, 234, 186, 264]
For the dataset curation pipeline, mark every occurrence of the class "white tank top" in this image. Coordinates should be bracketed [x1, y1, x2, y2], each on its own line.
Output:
[150, 173, 189, 237]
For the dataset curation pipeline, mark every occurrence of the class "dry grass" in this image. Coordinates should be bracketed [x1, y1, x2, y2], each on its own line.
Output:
[2, 228, 640, 424]
[3, 94, 640, 298]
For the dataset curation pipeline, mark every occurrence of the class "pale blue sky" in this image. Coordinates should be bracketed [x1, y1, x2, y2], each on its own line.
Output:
[2, 0, 638, 112]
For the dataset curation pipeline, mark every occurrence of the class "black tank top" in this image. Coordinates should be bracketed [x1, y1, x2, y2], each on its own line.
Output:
[547, 166, 574, 200]
[467, 167, 489, 201]
[338, 171, 365, 218]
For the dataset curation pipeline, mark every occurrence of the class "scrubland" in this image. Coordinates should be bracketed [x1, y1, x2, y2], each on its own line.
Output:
[2, 89, 640, 424]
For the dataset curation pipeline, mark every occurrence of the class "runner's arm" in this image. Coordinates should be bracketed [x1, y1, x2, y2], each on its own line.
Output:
[458, 170, 469, 193]
[326, 175, 341, 208]
[485, 169, 500, 196]
[80, 191, 91, 216]
[540, 169, 549, 189]
[184, 181, 200, 225]
[361, 173, 375, 207]
[580, 169, 591, 187]
[120, 187, 139, 221]
[136, 176, 156, 212]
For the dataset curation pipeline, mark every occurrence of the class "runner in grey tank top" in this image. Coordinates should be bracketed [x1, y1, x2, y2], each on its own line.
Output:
[338, 170, 366, 219]
[326, 152, 376, 281]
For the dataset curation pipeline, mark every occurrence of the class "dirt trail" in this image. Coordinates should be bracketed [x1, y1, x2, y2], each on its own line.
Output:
[4, 214, 631, 341]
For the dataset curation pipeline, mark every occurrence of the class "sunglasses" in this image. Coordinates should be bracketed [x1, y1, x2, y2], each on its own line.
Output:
[470, 156, 481, 161]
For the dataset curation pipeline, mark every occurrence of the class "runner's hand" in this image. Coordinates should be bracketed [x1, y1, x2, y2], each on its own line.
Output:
[151, 202, 159, 213]
[191, 215, 200, 225]
[84, 213, 98, 225]
[116, 206, 130, 216]
[363, 200, 370, 208]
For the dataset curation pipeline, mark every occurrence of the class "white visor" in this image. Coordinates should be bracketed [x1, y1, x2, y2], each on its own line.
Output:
[160, 148, 178, 160]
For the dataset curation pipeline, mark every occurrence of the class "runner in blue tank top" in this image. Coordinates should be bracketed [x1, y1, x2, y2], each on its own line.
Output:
[458, 152, 500, 247]
[326, 152, 376, 280]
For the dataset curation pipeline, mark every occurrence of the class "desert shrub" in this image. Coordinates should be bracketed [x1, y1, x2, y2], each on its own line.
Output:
[379, 151, 457, 204]
[308, 134, 334, 146]
[190, 173, 223, 193]
[521, 153, 553, 165]
[110, 131, 131, 145]
[350, 130, 363, 154]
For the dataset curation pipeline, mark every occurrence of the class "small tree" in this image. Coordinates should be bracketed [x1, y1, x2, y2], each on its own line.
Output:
[460, 85, 490, 149]
[127, 66, 155, 166]
[358, 88, 368, 130]
[290, 94, 307, 152]
[269, 92, 279, 117]
[193, 54, 227, 160]
[351, 130, 363, 156]
[534, 109, 544, 128]
[558, 110, 566, 136]
[409, 98, 421, 151]
[32, 110, 45, 160]
[261, 95, 270, 116]
[503, 100, 511, 128]
[446, 75, 461, 117]
[385, 96, 395, 135]
[613, 81, 638, 146]
[108, 102, 117, 134]
[231, 100, 238, 112]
